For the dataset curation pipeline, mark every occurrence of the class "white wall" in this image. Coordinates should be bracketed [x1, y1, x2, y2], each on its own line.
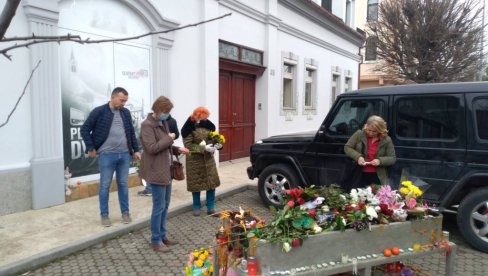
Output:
[0, 0, 32, 169]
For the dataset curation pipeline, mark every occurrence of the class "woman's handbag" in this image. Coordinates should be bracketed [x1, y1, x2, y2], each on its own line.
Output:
[171, 155, 185, 181]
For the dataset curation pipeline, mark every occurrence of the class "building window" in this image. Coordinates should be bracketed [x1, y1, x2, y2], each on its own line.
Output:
[346, 0, 353, 27]
[218, 40, 263, 66]
[474, 98, 488, 140]
[365, 36, 378, 61]
[331, 74, 340, 103]
[321, 0, 332, 12]
[304, 66, 317, 109]
[344, 77, 352, 93]
[367, 0, 379, 22]
[395, 96, 461, 139]
[282, 59, 297, 110]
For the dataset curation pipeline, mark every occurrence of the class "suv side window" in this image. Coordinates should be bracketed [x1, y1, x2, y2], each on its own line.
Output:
[327, 99, 386, 136]
[474, 98, 488, 140]
[395, 96, 461, 140]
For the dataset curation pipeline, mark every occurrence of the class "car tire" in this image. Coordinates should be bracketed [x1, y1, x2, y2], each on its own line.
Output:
[258, 164, 299, 208]
[457, 188, 488, 253]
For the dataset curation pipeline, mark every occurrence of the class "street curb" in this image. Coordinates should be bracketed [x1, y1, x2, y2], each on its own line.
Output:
[0, 184, 256, 276]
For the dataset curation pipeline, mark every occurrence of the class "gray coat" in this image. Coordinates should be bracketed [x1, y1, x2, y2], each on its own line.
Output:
[183, 127, 220, 192]
[139, 114, 179, 185]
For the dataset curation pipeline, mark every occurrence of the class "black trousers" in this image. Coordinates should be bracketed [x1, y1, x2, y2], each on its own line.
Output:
[361, 172, 381, 187]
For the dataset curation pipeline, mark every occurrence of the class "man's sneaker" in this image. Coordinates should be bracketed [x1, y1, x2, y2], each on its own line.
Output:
[192, 209, 201, 217]
[137, 190, 152, 196]
[101, 216, 111, 227]
[122, 213, 132, 224]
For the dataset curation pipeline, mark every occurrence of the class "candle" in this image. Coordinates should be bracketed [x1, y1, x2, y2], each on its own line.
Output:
[247, 256, 259, 276]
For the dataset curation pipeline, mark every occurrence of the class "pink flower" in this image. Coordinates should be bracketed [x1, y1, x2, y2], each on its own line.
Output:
[287, 200, 295, 207]
[406, 198, 417, 209]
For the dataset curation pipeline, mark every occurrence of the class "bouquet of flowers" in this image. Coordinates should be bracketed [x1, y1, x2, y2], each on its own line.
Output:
[208, 131, 225, 145]
[185, 248, 213, 276]
[254, 179, 430, 252]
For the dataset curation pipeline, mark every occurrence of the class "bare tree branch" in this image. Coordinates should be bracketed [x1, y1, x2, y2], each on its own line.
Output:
[0, 13, 232, 60]
[0, 0, 20, 40]
[367, 0, 485, 83]
[0, 59, 41, 128]
[1, 33, 82, 42]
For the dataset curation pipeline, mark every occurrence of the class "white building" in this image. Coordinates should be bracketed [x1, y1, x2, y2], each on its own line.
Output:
[0, 0, 363, 215]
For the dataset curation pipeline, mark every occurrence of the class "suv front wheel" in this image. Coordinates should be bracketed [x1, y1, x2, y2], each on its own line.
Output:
[258, 164, 299, 208]
[457, 188, 488, 253]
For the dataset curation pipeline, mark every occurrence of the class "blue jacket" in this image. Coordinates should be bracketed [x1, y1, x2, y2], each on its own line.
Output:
[80, 103, 140, 154]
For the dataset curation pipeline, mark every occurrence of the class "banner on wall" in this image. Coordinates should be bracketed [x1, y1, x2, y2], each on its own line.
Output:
[61, 37, 151, 177]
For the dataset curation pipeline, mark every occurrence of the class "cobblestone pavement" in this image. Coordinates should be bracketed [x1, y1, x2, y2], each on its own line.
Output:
[25, 190, 488, 276]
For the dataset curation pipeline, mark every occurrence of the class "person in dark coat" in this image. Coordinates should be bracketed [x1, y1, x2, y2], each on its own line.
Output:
[181, 106, 222, 216]
[138, 114, 180, 196]
[80, 87, 141, 227]
[139, 96, 189, 252]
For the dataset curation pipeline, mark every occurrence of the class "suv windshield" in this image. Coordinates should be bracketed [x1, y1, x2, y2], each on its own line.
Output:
[327, 99, 386, 135]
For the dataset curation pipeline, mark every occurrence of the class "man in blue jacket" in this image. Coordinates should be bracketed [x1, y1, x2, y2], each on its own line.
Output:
[81, 87, 141, 227]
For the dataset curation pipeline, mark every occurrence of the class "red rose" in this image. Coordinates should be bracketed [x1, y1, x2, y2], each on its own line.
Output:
[292, 238, 301, 247]
[309, 209, 316, 217]
[345, 204, 353, 212]
[297, 198, 305, 205]
[287, 200, 295, 207]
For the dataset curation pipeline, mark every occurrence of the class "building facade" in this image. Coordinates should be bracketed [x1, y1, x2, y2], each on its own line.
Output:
[0, 0, 363, 215]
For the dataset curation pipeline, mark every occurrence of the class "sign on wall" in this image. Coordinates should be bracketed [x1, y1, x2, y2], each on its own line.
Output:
[60, 36, 151, 177]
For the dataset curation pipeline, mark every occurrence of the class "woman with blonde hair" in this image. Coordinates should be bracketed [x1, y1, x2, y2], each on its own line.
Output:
[344, 115, 396, 188]
[181, 106, 222, 216]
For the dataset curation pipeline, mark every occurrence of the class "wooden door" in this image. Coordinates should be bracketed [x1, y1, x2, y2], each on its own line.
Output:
[219, 70, 256, 161]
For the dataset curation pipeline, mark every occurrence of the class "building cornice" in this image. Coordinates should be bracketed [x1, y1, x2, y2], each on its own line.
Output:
[279, 0, 364, 46]
[279, 22, 361, 61]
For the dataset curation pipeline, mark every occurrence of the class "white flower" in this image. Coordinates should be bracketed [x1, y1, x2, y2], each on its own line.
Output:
[321, 205, 330, 212]
[313, 197, 325, 205]
[339, 194, 347, 201]
[313, 225, 323, 234]
[366, 206, 378, 221]
[350, 189, 359, 203]
[282, 242, 291, 252]
[199, 140, 206, 146]
[304, 197, 326, 209]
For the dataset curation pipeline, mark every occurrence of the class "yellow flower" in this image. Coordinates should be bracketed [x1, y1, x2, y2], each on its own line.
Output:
[193, 250, 199, 258]
[195, 259, 204, 267]
[399, 187, 409, 195]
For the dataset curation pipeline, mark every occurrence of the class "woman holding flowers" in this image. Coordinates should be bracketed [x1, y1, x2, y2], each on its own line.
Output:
[139, 96, 190, 252]
[344, 115, 396, 188]
[181, 107, 222, 216]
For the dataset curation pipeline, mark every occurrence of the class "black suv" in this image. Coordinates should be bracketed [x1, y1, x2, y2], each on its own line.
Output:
[247, 82, 488, 252]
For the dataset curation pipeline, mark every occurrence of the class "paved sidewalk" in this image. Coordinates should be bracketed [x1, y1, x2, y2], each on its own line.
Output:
[0, 158, 256, 276]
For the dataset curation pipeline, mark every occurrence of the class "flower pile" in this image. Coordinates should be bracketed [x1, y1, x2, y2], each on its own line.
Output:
[208, 131, 225, 144]
[256, 181, 429, 252]
[185, 248, 213, 276]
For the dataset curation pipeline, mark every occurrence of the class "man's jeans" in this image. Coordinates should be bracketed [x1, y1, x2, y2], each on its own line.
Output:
[150, 184, 172, 244]
[98, 152, 131, 216]
[192, 189, 216, 210]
